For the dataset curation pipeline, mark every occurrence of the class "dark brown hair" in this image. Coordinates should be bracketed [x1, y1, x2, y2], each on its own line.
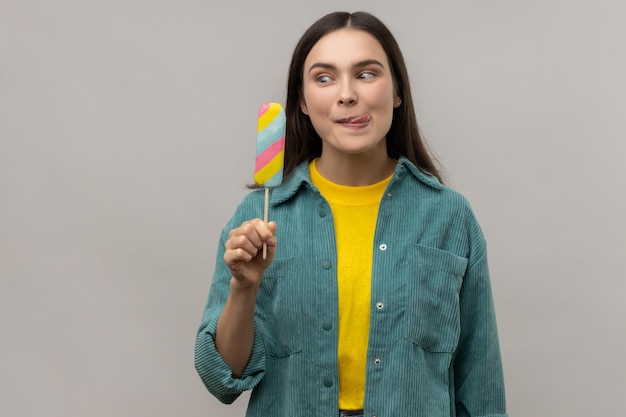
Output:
[283, 11, 444, 183]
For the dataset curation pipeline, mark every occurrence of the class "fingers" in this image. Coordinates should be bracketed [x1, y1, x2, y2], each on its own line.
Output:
[224, 219, 276, 263]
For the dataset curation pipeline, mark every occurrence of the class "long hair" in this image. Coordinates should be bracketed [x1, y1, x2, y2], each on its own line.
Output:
[283, 11, 444, 183]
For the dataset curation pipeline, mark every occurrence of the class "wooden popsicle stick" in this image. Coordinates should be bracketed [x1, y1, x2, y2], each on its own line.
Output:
[263, 187, 269, 259]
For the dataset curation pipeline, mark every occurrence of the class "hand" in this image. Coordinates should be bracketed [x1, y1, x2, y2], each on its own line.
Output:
[223, 219, 277, 289]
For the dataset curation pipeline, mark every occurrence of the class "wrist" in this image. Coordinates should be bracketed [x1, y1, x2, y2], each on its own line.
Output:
[230, 277, 261, 295]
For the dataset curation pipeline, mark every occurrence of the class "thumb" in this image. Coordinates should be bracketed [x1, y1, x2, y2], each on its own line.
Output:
[264, 221, 278, 259]
[267, 221, 277, 236]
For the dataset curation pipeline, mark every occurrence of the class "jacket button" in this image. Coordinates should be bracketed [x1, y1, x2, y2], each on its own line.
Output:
[322, 260, 332, 270]
[319, 208, 327, 217]
[323, 378, 333, 387]
[322, 322, 332, 331]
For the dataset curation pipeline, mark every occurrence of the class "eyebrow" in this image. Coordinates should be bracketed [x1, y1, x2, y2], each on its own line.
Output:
[307, 59, 385, 74]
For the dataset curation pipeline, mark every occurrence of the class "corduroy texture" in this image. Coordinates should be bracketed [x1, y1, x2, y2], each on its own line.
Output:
[310, 160, 392, 410]
[194, 157, 508, 417]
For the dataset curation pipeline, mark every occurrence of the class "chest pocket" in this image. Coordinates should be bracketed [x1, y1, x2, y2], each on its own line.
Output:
[405, 244, 468, 353]
[255, 258, 304, 358]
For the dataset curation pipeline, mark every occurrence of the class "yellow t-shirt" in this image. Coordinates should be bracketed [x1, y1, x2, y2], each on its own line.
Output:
[309, 160, 392, 410]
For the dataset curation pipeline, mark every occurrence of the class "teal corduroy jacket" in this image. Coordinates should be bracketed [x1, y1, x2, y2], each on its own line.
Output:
[195, 157, 508, 417]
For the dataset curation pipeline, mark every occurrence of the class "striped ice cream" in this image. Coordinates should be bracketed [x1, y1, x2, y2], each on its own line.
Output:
[254, 103, 286, 187]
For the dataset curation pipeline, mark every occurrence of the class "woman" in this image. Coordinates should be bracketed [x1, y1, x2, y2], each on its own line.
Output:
[195, 11, 507, 417]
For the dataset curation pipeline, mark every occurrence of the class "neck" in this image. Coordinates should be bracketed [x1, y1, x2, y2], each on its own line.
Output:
[315, 151, 396, 186]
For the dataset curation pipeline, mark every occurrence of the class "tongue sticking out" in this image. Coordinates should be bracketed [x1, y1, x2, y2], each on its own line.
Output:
[339, 114, 371, 126]
[349, 114, 370, 124]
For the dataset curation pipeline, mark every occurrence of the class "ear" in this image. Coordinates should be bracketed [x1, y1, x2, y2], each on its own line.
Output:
[300, 97, 309, 115]
[393, 95, 402, 108]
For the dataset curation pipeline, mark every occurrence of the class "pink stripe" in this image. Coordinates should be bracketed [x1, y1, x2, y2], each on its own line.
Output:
[258, 103, 270, 117]
[255, 137, 284, 171]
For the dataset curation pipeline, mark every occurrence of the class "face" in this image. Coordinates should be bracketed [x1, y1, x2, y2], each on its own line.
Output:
[300, 28, 401, 160]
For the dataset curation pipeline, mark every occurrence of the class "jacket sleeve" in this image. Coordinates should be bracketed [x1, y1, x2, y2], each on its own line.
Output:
[194, 224, 267, 404]
[453, 230, 508, 417]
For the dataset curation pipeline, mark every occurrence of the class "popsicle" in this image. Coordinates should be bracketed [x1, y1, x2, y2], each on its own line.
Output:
[255, 103, 286, 258]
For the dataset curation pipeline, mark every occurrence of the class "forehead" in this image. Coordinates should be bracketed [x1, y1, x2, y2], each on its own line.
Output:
[304, 28, 389, 67]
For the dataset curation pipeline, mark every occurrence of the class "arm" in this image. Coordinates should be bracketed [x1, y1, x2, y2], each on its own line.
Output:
[214, 279, 260, 377]
[194, 219, 277, 403]
[453, 244, 508, 417]
[216, 219, 277, 375]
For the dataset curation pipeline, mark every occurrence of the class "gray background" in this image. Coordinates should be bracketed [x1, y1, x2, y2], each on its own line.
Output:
[1, 0, 624, 416]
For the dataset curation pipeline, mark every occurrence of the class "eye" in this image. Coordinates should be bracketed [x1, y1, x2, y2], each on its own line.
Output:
[316, 75, 332, 83]
[358, 71, 375, 80]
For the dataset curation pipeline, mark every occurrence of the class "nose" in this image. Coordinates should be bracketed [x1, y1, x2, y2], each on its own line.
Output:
[338, 96, 356, 106]
[337, 80, 357, 106]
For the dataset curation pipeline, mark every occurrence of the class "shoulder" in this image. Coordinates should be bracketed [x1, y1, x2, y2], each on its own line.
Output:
[214, 189, 267, 241]
[398, 157, 474, 214]
[397, 158, 486, 253]
[230, 188, 266, 221]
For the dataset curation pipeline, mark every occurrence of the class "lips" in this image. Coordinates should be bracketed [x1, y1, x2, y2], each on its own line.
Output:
[336, 114, 371, 125]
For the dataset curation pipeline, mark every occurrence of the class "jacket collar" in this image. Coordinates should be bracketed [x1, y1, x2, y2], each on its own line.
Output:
[269, 156, 443, 205]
